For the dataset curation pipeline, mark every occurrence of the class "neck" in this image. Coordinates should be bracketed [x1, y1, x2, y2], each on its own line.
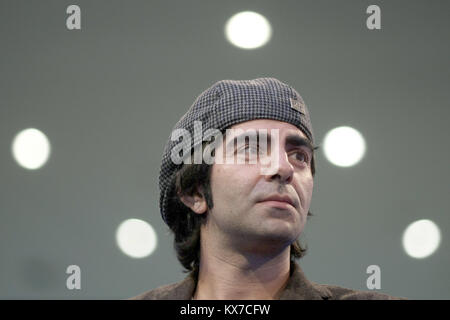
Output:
[192, 237, 292, 300]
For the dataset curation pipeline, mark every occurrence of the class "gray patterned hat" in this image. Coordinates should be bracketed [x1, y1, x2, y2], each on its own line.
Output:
[159, 77, 314, 227]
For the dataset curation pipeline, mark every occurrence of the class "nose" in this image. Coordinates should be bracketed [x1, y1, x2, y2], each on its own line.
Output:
[264, 147, 294, 184]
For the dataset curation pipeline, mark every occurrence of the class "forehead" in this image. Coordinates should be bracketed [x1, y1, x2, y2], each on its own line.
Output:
[227, 119, 307, 139]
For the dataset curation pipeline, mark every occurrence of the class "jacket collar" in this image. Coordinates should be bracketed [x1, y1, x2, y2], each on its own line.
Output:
[279, 262, 332, 300]
[158, 261, 332, 300]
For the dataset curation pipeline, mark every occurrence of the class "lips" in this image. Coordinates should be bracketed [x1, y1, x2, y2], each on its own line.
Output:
[259, 194, 295, 207]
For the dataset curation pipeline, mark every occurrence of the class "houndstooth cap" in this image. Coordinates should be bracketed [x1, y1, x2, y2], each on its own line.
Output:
[159, 77, 314, 227]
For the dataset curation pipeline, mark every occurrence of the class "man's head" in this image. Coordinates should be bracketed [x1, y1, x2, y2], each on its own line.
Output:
[180, 119, 314, 255]
[158, 78, 317, 274]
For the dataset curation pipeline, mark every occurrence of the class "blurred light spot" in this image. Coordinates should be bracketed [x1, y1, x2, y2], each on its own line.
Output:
[225, 11, 272, 49]
[402, 219, 441, 259]
[322, 126, 366, 167]
[116, 219, 157, 259]
[12, 128, 51, 170]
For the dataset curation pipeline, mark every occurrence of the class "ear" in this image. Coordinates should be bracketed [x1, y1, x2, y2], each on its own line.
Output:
[179, 191, 208, 215]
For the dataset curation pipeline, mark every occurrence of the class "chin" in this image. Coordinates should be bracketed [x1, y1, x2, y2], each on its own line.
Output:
[257, 227, 299, 243]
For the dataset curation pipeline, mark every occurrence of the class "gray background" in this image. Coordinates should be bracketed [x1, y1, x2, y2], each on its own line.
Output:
[1, 0, 449, 299]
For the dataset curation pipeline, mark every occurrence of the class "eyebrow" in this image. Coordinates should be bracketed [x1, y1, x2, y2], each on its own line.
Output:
[285, 134, 315, 155]
[226, 131, 316, 155]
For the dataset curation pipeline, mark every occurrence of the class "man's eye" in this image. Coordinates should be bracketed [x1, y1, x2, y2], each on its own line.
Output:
[236, 143, 258, 152]
[244, 144, 259, 152]
[292, 151, 308, 163]
[235, 144, 259, 155]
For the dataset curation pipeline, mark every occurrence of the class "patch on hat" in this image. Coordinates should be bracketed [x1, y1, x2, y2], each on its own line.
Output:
[290, 97, 305, 114]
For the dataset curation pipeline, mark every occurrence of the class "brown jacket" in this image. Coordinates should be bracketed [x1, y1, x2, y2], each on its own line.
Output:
[129, 262, 406, 300]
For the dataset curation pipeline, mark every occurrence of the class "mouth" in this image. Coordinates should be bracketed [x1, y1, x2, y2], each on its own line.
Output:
[258, 195, 296, 208]
[259, 200, 294, 210]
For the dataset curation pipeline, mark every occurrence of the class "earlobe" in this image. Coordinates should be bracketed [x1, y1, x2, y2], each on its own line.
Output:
[179, 193, 207, 214]
[193, 198, 207, 214]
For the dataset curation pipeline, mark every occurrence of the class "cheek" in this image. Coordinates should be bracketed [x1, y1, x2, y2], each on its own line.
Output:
[296, 177, 313, 226]
[294, 173, 314, 207]
[305, 177, 314, 198]
[210, 165, 255, 202]
[210, 165, 237, 201]
[305, 175, 314, 197]
[304, 181, 314, 216]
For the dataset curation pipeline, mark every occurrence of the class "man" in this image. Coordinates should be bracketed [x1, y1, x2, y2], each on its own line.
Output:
[130, 78, 405, 300]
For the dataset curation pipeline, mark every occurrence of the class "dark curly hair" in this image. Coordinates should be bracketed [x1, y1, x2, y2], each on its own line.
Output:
[166, 134, 319, 278]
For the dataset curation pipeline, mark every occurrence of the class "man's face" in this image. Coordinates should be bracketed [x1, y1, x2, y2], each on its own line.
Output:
[203, 119, 314, 253]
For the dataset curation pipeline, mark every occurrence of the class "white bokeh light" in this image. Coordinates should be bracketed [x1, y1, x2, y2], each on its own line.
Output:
[225, 11, 272, 49]
[402, 219, 441, 259]
[11, 128, 51, 170]
[116, 219, 158, 259]
[322, 126, 366, 167]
